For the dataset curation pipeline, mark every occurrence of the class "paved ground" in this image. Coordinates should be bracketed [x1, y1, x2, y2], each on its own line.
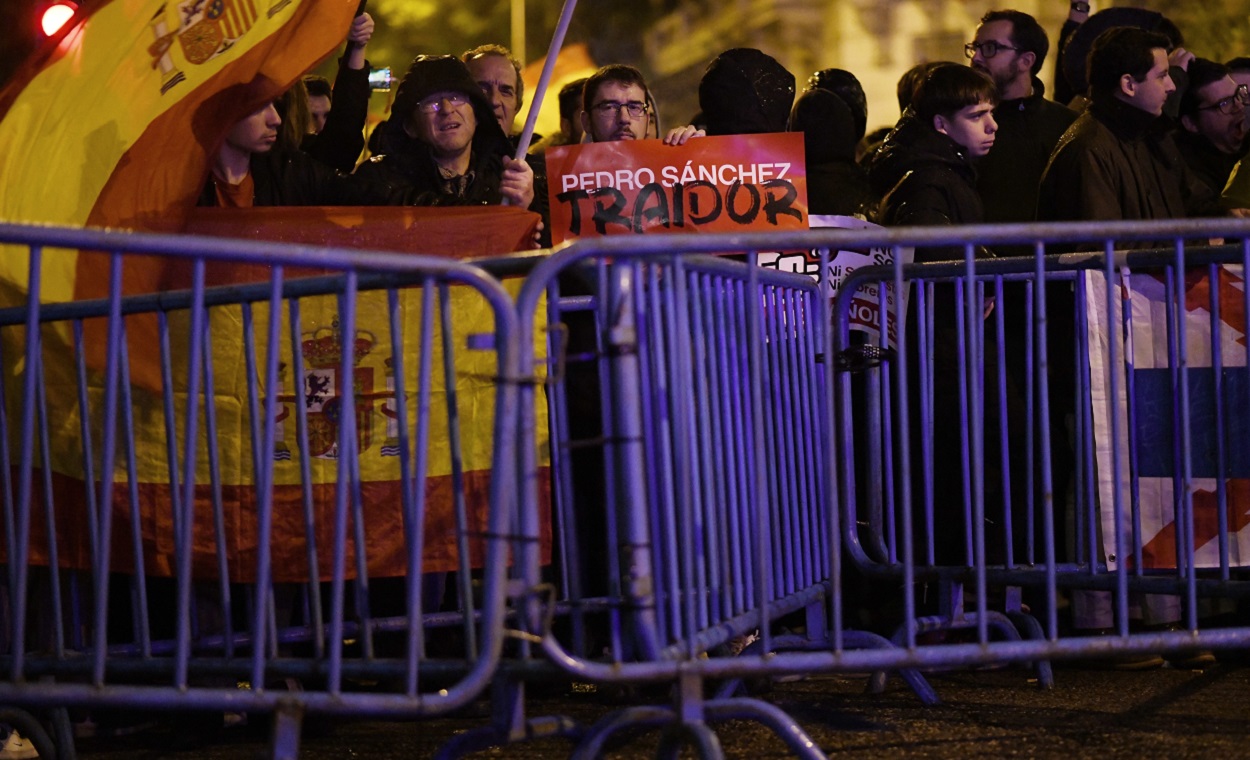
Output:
[71, 660, 1250, 758]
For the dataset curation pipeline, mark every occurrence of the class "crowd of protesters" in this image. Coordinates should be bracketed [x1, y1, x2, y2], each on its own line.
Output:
[201, 3, 1250, 237]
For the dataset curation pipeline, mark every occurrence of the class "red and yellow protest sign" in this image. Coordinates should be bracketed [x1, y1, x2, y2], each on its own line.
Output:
[545, 132, 808, 244]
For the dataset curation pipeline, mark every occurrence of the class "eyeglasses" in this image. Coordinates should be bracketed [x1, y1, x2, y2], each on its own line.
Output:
[1197, 84, 1250, 115]
[964, 40, 1020, 59]
[416, 92, 468, 114]
[592, 100, 648, 118]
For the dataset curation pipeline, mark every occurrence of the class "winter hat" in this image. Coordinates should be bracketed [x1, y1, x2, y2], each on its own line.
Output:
[391, 55, 496, 127]
[699, 48, 795, 136]
[806, 68, 867, 143]
[789, 88, 858, 163]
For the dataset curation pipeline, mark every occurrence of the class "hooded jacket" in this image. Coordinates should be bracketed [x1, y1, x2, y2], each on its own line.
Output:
[355, 55, 516, 207]
[699, 48, 795, 136]
[789, 88, 871, 217]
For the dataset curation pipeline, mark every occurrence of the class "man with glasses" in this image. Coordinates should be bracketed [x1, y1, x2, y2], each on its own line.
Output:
[580, 64, 653, 143]
[1177, 58, 1250, 198]
[966, 10, 1075, 228]
[357, 55, 534, 208]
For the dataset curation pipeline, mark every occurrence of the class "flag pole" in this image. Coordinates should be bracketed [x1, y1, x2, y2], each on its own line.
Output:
[512, 0, 578, 162]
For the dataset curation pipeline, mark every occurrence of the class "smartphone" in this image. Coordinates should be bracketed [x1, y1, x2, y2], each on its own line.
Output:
[368, 67, 391, 92]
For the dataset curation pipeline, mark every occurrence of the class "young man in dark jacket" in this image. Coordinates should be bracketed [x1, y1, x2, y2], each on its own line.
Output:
[199, 99, 403, 208]
[869, 65, 1029, 570]
[872, 64, 997, 239]
[1039, 27, 1217, 224]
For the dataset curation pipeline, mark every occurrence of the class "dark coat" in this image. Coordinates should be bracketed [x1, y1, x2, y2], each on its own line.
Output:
[976, 79, 1076, 225]
[870, 113, 987, 259]
[790, 88, 872, 217]
[869, 115, 1023, 567]
[354, 115, 515, 207]
[197, 146, 405, 207]
[1038, 96, 1219, 224]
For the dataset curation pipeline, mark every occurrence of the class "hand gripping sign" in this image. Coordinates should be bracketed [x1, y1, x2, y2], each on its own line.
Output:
[545, 132, 809, 243]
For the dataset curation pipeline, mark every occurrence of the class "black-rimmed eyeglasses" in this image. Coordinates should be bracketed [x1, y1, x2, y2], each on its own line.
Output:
[964, 41, 1020, 59]
[1198, 84, 1250, 115]
[592, 100, 648, 118]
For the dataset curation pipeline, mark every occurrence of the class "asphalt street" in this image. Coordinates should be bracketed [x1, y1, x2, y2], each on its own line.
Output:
[73, 660, 1250, 758]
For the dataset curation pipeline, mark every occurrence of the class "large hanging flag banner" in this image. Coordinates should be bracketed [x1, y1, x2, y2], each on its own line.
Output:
[545, 132, 808, 244]
[0, 0, 359, 397]
[0, 2, 551, 581]
[1087, 266, 1250, 570]
[0, 0, 358, 296]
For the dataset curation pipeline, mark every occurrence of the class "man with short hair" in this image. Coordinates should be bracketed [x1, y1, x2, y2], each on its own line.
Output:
[462, 44, 524, 138]
[580, 64, 652, 143]
[532, 78, 587, 152]
[1039, 28, 1227, 652]
[966, 9, 1076, 225]
[870, 64, 1019, 567]
[1177, 58, 1249, 197]
[1039, 27, 1216, 223]
[872, 64, 998, 233]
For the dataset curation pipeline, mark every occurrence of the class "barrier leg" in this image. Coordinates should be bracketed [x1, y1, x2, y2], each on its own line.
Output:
[705, 699, 826, 760]
[1007, 610, 1055, 689]
[51, 705, 77, 760]
[657, 721, 724, 760]
[433, 676, 581, 759]
[268, 699, 304, 760]
[0, 708, 56, 760]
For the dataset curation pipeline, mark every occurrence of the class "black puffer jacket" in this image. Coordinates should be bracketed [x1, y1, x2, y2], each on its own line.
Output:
[870, 112, 987, 259]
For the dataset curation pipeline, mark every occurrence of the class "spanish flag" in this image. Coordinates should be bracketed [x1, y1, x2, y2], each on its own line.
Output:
[0, 0, 359, 388]
[0, 1, 551, 582]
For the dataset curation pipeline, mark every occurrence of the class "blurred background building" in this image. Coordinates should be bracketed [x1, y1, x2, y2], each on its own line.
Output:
[1, 1, 1247, 149]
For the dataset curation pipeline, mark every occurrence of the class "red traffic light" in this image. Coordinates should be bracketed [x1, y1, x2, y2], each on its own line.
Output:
[41, 1, 79, 37]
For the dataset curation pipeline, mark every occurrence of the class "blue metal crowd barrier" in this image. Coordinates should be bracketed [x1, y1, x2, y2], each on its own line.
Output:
[830, 218, 1250, 655]
[0, 222, 522, 759]
[8, 217, 1250, 760]
[507, 220, 1250, 759]
[512, 236, 937, 759]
